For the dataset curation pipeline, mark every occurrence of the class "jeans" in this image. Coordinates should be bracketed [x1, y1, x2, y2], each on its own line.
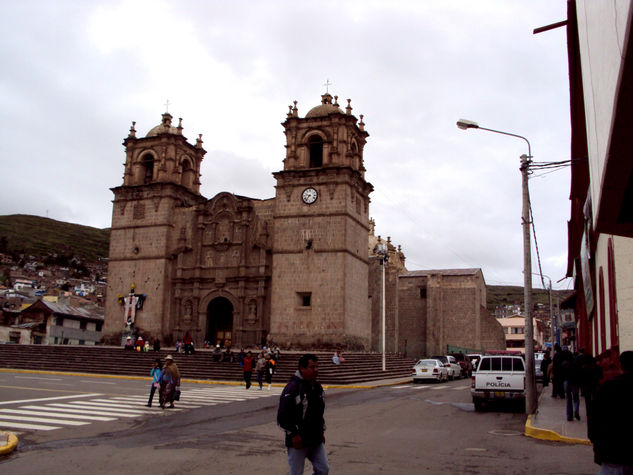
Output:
[564, 380, 580, 420]
[147, 384, 157, 406]
[288, 442, 329, 475]
[599, 462, 633, 475]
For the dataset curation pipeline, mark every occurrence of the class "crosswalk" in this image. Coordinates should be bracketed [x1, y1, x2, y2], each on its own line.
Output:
[392, 384, 471, 391]
[0, 385, 282, 435]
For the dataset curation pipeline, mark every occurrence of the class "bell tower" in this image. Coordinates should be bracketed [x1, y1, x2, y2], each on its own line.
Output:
[103, 113, 206, 342]
[269, 93, 374, 349]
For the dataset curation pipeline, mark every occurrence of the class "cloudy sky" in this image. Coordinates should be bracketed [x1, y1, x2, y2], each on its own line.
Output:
[0, 1, 572, 290]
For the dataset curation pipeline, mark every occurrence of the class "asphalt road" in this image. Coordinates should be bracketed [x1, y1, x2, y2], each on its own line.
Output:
[0, 371, 596, 474]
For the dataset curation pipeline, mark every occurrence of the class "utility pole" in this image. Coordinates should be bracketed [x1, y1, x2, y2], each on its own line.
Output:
[521, 153, 537, 415]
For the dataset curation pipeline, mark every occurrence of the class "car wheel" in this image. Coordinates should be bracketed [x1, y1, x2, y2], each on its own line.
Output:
[474, 399, 483, 412]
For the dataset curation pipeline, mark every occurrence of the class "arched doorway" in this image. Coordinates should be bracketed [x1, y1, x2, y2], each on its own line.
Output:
[206, 297, 233, 347]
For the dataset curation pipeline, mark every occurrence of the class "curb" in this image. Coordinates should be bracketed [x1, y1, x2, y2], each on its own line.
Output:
[0, 431, 18, 456]
[524, 414, 591, 445]
[0, 368, 411, 389]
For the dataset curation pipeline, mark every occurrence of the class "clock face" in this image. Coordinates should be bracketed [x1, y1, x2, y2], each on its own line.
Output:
[302, 187, 318, 204]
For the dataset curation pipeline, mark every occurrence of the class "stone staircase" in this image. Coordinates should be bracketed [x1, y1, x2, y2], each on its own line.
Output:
[0, 345, 416, 385]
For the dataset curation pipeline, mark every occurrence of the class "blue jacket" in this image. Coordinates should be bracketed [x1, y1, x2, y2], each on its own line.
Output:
[150, 367, 162, 383]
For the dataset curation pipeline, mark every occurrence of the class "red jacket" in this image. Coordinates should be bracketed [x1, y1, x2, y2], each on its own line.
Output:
[243, 355, 254, 372]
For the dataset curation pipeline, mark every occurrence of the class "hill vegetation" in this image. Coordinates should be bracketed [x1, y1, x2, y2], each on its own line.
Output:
[0, 214, 110, 263]
[486, 284, 573, 313]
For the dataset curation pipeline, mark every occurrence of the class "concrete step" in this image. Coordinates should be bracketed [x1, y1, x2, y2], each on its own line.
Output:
[0, 345, 416, 384]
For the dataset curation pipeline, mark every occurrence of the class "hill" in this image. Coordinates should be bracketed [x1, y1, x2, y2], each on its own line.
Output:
[0, 214, 110, 262]
[486, 284, 572, 313]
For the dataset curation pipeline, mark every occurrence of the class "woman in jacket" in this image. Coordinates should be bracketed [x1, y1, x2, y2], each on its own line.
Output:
[147, 358, 162, 407]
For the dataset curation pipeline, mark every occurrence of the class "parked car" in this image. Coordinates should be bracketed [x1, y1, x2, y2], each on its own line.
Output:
[431, 355, 461, 380]
[412, 359, 448, 383]
[471, 354, 526, 412]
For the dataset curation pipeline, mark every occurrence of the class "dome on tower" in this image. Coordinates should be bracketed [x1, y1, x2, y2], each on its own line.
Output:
[305, 93, 344, 118]
[146, 112, 181, 137]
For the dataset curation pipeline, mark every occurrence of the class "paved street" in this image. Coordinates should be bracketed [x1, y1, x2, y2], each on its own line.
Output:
[0, 371, 595, 474]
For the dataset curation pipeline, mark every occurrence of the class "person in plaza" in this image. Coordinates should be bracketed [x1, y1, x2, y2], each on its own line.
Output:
[147, 358, 162, 407]
[588, 351, 633, 472]
[540, 351, 552, 387]
[255, 351, 266, 390]
[242, 350, 254, 389]
[143, 340, 150, 352]
[183, 332, 194, 355]
[124, 336, 134, 350]
[551, 343, 566, 398]
[264, 353, 275, 390]
[153, 338, 161, 352]
[135, 335, 144, 351]
[273, 345, 281, 362]
[159, 354, 181, 409]
[277, 353, 328, 475]
[237, 348, 246, 367]
[223, 346, 234, 362]
[332, 351, 341, 365]
[561, 347, 581, 421]
[212, 344, 223, 362]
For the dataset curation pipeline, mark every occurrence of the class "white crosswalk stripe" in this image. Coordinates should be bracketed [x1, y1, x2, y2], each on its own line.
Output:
[0, 384, 283, 435]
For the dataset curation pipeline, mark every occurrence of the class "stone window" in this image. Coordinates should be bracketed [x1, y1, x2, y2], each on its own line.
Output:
[419, 287, 427, 299]
[297, 292, 312, 307]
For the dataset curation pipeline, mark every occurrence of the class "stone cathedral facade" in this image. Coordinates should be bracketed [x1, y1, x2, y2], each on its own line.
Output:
[103, 93, 505, 355]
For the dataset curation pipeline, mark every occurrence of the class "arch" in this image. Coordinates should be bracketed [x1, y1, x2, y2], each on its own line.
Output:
[307, 133, 325, 168]
[140, 152, 155, 184]
[206, 296, 234, 347]
[180, 156, 196, 189]
[607, 238, 619, 348]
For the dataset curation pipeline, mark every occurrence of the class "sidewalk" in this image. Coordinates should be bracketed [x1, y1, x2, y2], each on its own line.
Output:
[525, 385, 592, 445]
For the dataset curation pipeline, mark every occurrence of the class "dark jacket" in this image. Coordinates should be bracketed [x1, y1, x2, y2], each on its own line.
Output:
[277, 371, 325, 448]
[588, 372, 633, 466]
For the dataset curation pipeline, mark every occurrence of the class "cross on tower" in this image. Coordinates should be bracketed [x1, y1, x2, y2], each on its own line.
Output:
[323, 79, 333, 94]
[164, 99, 171, 113]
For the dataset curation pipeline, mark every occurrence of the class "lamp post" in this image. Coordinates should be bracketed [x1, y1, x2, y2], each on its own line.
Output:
[456, 119, 537, 414]
[376, 242, 389, 371]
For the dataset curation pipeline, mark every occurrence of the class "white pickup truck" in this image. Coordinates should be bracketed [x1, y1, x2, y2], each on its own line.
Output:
[471, 355, 526, 412]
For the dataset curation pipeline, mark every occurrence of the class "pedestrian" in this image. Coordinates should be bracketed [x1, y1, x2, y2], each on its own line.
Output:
[238, 348, 246, 368]
[551, 343, 566, 398]
[124, 336, 134, 350]
[541, 352, 552, 387]
[561, 347, 581, 421]
[242, 351, 254, 389]
[183, 332, 194, 355]
[153, 338, 161, 352]
[265, 353, 275, 390]
[256, 352, 266, 390]
[332, 351, 340, 365]
[577, 348, 602, 423]
[147, 358, 162, 407]
[588, 351, 633, 472]
[159, 354, 181, 409]
[277, 354, 328, 475]
[273, 345, 281, 362]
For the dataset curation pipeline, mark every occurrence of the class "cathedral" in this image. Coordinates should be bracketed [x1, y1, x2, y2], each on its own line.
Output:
[103, 92, 505, 354]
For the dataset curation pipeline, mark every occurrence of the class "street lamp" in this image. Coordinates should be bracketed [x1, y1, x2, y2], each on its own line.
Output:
[456, 118, 537, 414]
[376, 241, 389, 371]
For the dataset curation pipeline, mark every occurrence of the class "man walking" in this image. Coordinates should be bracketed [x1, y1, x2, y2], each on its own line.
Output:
[277, 354, 328, 475]
[589, 351, 633, 473]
